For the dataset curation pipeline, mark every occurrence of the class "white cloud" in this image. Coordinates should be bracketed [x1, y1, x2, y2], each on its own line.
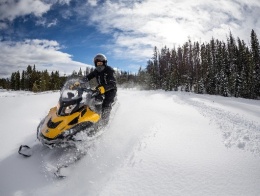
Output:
[36, 18, 58, 27]
[44, 0, 72, 5]
[87, 0, 98, 7]
[0, 0, 51, 21]
[0, 39, 91, 78]
[1, 0, 259, 76]
[88, 0, 260, 61]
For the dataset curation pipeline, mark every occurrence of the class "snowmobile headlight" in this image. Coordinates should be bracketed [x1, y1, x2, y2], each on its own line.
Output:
[61, 128, 78, 138]
[64, 104, 77, 115]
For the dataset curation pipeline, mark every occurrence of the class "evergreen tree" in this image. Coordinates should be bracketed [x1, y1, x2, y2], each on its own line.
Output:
[219, 42, 230, 96]
[78, 68, 83, 76]
[50, 71, 61, 90]
[20, 71, 25, 90]
[137, 67, 149, 89]
[199, 43, 208, 94]
[181, 42, 189, 91]
[31, 65, 38, 89]
[159, 46, 170, 90]
[40, 70, 50, 91]
[170, 48, 179, 91]
[193, 42, 201, 93]
[227, 32, 239, 96]
[146, 47, 160, 89]
[15, 71, 20, 90]
[237, 38, 248, 98]
[32, 82, 39, 92]
[25, 65, 33, 90]
[205, 43, 215, 94]
[10, 72, 16, 90]
[250, 29, 260, 98]
[187, 40, 195, 92]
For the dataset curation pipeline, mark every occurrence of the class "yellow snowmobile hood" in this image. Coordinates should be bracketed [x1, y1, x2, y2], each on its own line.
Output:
[40, 106, 100, 139]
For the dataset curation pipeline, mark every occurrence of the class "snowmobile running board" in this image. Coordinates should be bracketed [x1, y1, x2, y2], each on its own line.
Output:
[18, 145, 32, 157]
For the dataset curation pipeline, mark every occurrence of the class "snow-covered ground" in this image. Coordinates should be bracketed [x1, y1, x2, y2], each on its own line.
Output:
[0, 89, 260, 196]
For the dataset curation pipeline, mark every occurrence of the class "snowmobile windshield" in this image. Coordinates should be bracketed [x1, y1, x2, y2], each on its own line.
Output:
[60, 77, 90, 101]
[57, 77, 90, 116]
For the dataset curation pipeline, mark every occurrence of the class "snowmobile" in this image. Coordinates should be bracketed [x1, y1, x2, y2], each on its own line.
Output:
[18, 77, 118, 178]
[18, 77, 104, 156]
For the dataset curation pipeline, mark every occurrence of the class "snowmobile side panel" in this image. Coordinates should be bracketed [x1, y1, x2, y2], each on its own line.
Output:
[80, 107, 100, 123]
[40, 106, 100, 139]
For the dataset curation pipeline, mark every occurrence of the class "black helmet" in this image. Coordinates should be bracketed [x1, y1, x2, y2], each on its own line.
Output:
[94, 53, 107, 67]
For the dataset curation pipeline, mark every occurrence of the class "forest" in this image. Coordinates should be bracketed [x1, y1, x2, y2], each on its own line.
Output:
[0, 29, 259, 99]
[138, 29, 260, 99]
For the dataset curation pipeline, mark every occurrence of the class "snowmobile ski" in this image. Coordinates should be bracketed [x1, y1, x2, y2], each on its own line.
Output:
[18, 145, 32, 157]
[54, 165, 69, 179]
[54, 147, 89, 178]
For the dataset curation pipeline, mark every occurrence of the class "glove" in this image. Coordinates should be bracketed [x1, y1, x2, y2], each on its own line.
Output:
[97, 86, 105, 94]
[69, 81, 80, 90]
[91, 86, 105, 97]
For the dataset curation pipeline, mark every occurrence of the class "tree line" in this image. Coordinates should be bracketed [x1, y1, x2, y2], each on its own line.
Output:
[137, 29, 260, 99]
[0, 29, 259, 99]
[0, 65, 66, 92]
[0, 64, 138, 92]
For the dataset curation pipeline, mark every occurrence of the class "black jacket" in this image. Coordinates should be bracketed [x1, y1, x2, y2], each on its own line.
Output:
[86, 66, 117, 92]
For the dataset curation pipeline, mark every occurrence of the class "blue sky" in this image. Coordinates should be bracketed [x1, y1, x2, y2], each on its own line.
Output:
[0, 0, 260, 78]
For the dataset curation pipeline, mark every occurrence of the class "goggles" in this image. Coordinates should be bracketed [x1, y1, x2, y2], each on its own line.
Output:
[96, 61, 104, 66]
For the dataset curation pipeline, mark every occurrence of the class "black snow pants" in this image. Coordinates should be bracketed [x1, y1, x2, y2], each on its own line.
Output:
[95, 89, 117, 126]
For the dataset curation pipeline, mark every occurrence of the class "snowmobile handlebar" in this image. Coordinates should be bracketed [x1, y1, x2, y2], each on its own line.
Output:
[73, 87, 100, 98]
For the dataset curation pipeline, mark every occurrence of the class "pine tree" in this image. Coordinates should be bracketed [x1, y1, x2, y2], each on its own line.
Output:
[78, 68, 83, 76]
[250, 29, 260, 98]
[15, 71, 20, 90]
[32, 82, 39, 92]
[227, 32, 239, 96]
[219, 42, 230, 96]
[25, 65, 33, 90]
[10, 72, 16, 90]
[199, 43, 208, 94]
[137, 67, 147, 89]
[40, 70, 50, 91]
[188, 40, 196, 92]
[193, 42, 201, 93]
[50, 71, 61, 90]
[237, 38, 248, 98]
[20, 71, 25, 90]
[181, 42, 189, 91]
[159, 46, 170, 90]
[170, 48, 179, 91]
[146, 47, 160, 89]
[205, 43, 215, 94]
[31, 65, 39, 91]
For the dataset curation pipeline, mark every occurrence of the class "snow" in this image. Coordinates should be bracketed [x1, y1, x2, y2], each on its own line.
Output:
[0, 89, 260, 196]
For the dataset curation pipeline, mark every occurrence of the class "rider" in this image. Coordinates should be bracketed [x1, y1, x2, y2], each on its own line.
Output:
[85, 53, 117, 126]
